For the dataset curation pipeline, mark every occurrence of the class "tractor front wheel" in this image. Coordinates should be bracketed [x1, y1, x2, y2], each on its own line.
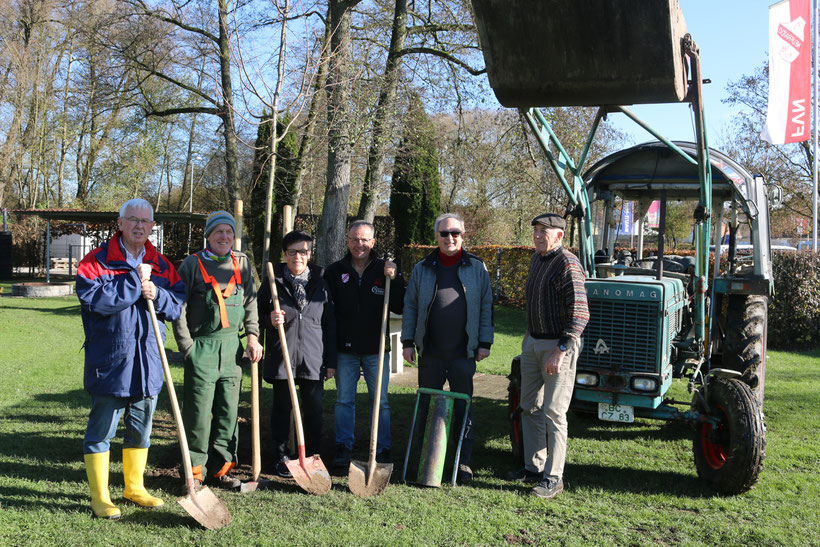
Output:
[692, 378, 765, 495]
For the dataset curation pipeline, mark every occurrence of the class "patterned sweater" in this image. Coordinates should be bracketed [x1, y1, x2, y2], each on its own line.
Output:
[525, 245, 589, 348]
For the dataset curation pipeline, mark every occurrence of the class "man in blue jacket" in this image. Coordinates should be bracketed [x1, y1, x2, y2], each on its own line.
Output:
[401, 213, 494, 483]
[76, 199, 186, 519]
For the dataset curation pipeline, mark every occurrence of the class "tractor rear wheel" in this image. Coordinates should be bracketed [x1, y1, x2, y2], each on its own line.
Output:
[722, 294, 767, 402]
[692, 378, 765, 495]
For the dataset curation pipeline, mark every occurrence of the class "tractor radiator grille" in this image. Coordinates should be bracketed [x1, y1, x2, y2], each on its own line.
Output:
[579, 299, 660, 373]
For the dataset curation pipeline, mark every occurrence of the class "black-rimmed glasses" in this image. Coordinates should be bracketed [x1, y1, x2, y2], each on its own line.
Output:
[438, 230, 462, 238]
[285, 249, 310, 257]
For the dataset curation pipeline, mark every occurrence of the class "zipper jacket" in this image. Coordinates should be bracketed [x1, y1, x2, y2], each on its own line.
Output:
[324, 251, 405, 355]
[401, 248, 494, 358]
[76, 232, 186, 398]
[258, 262, 337, 381]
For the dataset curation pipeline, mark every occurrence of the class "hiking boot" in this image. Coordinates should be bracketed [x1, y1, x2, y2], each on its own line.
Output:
[457, 464, 473, 484]
[375, 449, 391, 464]
[208, 473, 241, 490]
[505, 467, 542, 484]
[331, 445, 351, 469]
[532, 476, 564, 499]
[274, 458, 292, 479]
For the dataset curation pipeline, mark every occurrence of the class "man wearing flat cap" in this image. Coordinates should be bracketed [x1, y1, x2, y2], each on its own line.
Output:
[506, 212, 589, 499]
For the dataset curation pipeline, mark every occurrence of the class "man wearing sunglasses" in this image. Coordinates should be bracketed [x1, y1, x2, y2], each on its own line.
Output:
[401, 213, 494, 483]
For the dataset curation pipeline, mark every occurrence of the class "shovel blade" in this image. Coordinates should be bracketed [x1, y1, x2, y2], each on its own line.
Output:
[287, 455, 331, 495]
[176, 486, 231, 530]
[239, 478, 271, 493]
[348, 460, 393, 498]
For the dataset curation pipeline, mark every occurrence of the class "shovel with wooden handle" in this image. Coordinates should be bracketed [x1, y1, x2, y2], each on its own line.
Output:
[266, 262, 331, 495]
[348, 275, 393, 498]
[146, 299, 231, 530]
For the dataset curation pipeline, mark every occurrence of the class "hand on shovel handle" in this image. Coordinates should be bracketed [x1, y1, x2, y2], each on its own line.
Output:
[266, 262, 331, 495]
[145, 299, 231, 529]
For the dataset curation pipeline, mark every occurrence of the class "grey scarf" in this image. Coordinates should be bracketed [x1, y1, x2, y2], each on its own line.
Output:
[284, 267, 310, 310]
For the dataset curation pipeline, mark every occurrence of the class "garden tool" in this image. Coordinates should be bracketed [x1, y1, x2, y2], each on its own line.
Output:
[401, 388, 471, 487]
[147, 299, 231, 530]
[348, 276, 393, 498]
[266, 262, 331, 495]
[239, 355, 269, 493]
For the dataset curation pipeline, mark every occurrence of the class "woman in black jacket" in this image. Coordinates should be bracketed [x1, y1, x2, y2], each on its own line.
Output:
[258, 231, 336, 477]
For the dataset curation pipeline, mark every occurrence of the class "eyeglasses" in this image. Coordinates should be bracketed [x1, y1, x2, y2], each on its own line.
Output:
[347, 237, 373, 244]
[124, 216, 153, 225]
[285, 248, 310, 257]
[439, 231, 462, 238]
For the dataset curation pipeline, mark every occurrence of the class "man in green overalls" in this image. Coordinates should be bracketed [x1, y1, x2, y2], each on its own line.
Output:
[173, 210, 262, 488]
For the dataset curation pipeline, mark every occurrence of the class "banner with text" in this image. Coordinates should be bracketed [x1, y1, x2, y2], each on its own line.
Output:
[762, 0, 811, 144]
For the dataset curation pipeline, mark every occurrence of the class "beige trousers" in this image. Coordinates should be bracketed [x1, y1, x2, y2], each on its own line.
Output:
[519, 334, 579, 480]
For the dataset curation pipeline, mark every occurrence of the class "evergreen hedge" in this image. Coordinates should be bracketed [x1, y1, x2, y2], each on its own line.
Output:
[400, 245, 820, 349]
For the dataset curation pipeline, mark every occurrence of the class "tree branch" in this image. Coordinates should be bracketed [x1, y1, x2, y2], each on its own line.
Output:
[395, 47, 485, 76]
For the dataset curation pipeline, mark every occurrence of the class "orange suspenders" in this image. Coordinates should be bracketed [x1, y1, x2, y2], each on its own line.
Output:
[195, 252, 242, 328]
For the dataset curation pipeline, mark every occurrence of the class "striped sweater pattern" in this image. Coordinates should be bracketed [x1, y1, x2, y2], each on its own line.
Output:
[525, 246, 590, 342]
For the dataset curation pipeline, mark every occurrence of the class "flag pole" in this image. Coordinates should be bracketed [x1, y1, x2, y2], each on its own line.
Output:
[814, 0, 819, 250]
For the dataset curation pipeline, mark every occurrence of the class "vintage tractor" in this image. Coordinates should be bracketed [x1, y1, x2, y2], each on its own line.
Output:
[471, 0, 771, 494]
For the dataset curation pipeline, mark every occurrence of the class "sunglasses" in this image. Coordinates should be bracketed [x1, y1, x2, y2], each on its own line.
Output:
[439, 230, 462, 238]
[285, 249, 310, 257]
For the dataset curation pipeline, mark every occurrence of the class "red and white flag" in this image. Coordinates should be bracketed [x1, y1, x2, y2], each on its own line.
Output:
[762, 0, 811, 144]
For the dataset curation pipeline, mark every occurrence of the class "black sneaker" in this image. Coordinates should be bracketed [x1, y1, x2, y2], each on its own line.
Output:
[331, 445, 351, 469]
[505, 467, 542, 483]
[274, 458, 292, 479]
[457, 464, 473, 484]
[375, 449, 391, 464]
[207, 473, 241, 490]
[532, 476, 564, 499]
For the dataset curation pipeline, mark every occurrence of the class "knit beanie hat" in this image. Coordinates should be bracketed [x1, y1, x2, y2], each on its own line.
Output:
[204, 210, 236, 238]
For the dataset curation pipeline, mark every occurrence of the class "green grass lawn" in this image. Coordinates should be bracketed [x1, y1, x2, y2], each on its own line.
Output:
[1, 279, 819, 545]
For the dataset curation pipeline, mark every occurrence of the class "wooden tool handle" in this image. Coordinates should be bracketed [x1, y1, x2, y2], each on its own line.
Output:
[147, 299, 196, 491]
[367, 276, 391, 473]
[266, 262, 307, 457]
[251, 358, 261, 481]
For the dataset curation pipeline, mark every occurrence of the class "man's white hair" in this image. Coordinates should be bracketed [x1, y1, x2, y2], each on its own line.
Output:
[119, 199, 154, 220]
[434, 212, 465, 233]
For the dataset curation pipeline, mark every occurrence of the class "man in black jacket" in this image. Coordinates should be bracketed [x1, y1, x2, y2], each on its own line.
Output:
[324, 220, 405, 468]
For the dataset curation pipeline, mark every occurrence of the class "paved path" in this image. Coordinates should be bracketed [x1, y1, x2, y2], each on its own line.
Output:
[389, 368, 510, 400]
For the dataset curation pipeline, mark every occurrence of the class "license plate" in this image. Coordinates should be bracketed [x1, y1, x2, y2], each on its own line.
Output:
[598, 403, 634, 423]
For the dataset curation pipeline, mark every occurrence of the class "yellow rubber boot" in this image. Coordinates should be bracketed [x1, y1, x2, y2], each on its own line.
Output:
[122, 448, 164, 508]
[84, 452, 122, 519]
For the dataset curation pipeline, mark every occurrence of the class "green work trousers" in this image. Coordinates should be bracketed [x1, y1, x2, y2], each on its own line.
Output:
[182, 286, 245, 477]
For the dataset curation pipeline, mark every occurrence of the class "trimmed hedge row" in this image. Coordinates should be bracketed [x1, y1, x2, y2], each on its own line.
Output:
[399, 245, 820, 349]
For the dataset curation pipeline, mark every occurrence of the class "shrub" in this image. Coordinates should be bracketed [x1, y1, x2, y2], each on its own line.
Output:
[769, 251, 820, 349]
[400, 245, 820, 348]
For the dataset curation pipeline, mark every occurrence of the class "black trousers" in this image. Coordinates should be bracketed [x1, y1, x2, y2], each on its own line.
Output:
[417, 354, 475, 465]
[270, 378, 324, 460]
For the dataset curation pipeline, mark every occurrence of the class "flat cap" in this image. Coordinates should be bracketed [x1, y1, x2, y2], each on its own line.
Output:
[531, 213, 566, 230]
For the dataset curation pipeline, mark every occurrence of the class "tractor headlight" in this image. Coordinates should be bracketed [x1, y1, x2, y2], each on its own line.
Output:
[575, 372, 599, 386]
[631, 377, 657, 392]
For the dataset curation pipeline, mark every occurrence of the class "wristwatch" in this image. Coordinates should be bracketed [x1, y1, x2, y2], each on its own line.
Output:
[558, 342, 568, 352]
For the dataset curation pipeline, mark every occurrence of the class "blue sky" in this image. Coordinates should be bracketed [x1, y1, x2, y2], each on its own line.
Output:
[610, 1, 777, 145]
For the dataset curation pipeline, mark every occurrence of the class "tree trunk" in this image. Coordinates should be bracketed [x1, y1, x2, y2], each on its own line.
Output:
[217, 0, 239, 204]
[356, 0, 407, 223]
[316, 0, 359, 266]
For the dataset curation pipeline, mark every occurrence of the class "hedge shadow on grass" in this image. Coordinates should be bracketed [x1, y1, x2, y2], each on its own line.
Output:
[0, 302, 82, 316]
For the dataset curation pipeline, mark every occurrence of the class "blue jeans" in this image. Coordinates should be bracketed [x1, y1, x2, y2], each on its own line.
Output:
[334, 353, 391, 452]
[84, 394, 157, 454]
